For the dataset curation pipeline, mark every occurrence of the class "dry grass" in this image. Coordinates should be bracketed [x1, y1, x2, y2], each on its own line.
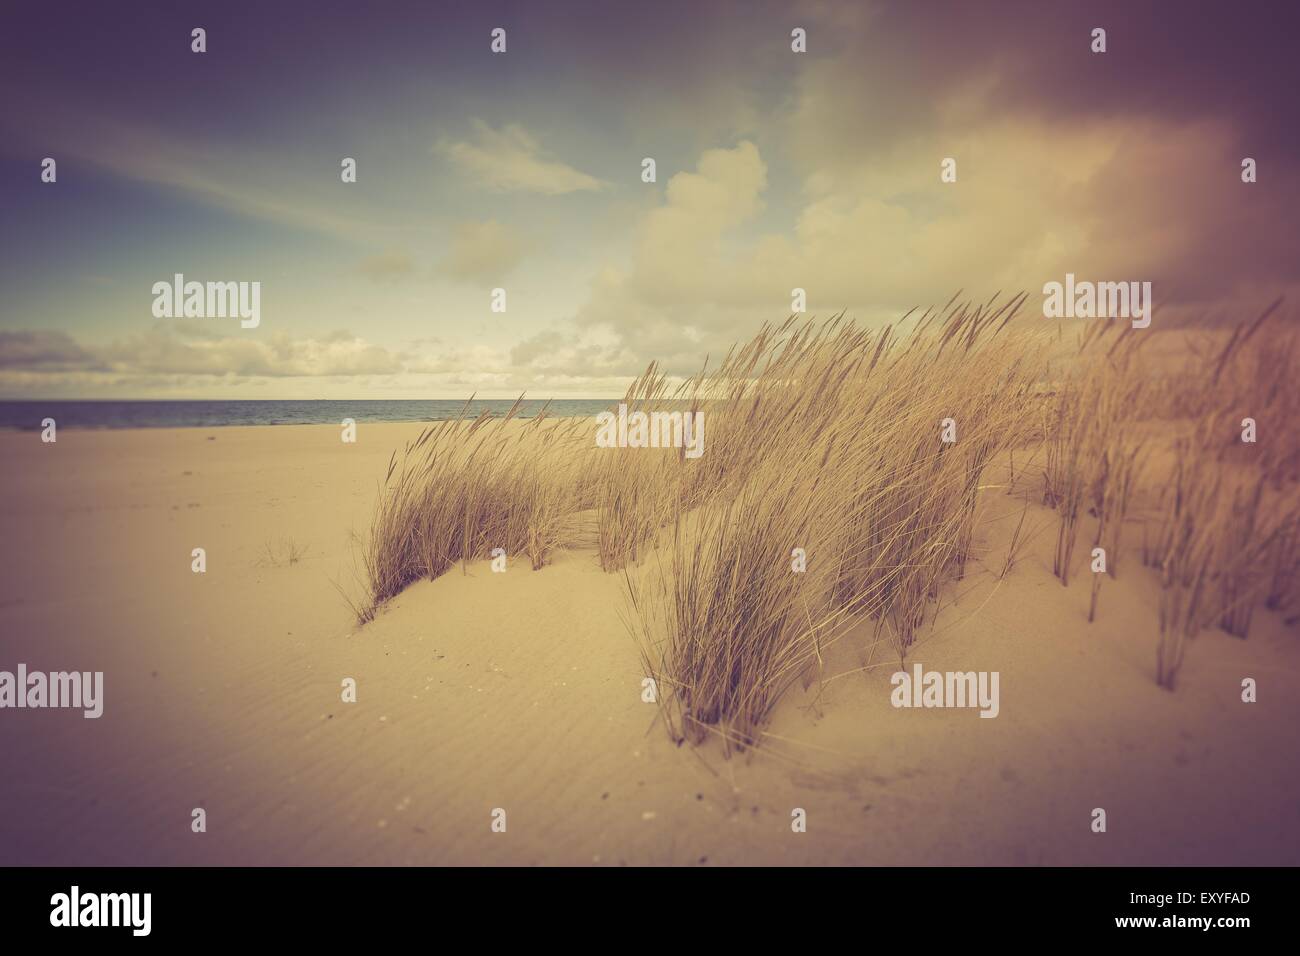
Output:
[1043, 324, 1149, 589]
[1147, 427, 1222, 688]
[616, 296, 1046, 748]
[1266, 514, 1300, 624]
[258, 535, 305, 567]
[1037, 304, 1299, 687]
[359, 397, 592, 617]
[999, 502, 1034, 581]
[359, 294, 1299, 739]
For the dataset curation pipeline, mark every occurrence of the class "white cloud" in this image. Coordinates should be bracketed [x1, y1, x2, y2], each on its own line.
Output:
[358, 251, 417, 283]
[1, 326, 406, 380]
[437, 220, 527, 283]
[437, 120, 606, 195]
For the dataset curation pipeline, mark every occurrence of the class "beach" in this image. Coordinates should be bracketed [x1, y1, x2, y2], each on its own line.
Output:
[2, 420, 1297, 866]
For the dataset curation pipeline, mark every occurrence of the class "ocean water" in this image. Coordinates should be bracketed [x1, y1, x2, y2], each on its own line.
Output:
[0, 399, 619, 430]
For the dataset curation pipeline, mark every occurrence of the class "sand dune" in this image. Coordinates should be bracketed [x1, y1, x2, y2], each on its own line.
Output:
[2, 421, 1296, 865]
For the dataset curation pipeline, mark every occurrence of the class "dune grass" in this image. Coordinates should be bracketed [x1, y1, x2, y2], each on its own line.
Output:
[359, 295, 1299, 741]
[361, 398, 592, 612]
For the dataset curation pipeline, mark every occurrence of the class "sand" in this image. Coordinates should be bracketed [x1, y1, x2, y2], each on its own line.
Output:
[1, 421, 1298, 865]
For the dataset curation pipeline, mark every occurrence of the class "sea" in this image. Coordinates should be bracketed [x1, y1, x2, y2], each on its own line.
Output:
[0, 399, 618, 430]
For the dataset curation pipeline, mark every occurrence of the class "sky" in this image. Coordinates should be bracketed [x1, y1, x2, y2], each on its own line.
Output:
[1, 0, 1296, 399]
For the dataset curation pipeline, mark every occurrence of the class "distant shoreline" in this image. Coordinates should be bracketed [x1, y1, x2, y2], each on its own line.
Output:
[0, 419, 597, 432]
[0, 398, 619, 430]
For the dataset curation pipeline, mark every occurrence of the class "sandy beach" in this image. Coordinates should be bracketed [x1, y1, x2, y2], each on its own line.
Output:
[2, 419, 1297, 866]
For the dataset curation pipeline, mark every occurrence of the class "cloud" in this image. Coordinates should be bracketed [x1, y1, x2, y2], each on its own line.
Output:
[358, 250, 417, 283]
[112, 329, 409, 378]
[508, 326, 638, 378]
[0, 109, 397, 244]
[436, 220, 527, 283]
[5, 0, 1297, 402]
[626, 140, 767, 307]
[566, 98, 1300, 378]
[0, 324, 639, 398]
[1, 326, 407, 379]
[0, 330, 107, 372]
[570, 140, 781, 361]
[437, 120, 606, 194]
